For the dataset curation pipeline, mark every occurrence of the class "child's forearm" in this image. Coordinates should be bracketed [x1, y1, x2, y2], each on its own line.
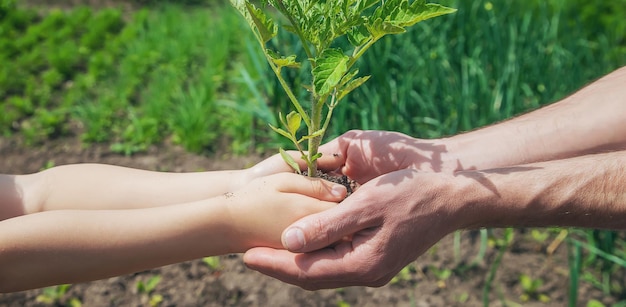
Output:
[0, 197, 236, 293]
[0, 172, 343, 293]
[21, 164, 247, 213]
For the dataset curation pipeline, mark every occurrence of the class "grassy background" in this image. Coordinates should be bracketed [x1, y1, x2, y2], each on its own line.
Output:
[1, 0, 626, 305]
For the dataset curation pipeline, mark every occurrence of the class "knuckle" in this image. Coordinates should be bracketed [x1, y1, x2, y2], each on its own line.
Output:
[312, 179, 326, 196]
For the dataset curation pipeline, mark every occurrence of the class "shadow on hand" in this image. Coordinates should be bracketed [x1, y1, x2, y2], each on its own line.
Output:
[455, 163, 541, 196]
[330, 130, 449, 186]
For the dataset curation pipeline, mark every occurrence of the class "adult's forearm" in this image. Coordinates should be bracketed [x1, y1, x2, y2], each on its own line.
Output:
[460, 150, 626, 230]
[446, 65, 626, 171]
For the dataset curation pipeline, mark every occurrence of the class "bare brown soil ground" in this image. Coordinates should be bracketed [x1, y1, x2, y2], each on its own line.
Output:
[0, 135, 614, 307]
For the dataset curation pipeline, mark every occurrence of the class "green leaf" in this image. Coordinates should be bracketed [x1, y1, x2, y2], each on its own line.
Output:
[312, 48, 349, 96]
[347, 24, 371, 46]
[389, 0, 457, 28]
[338, 75, 370, 101]
[280, 148, 301, 174]
[310, 152, 323, 163]
[366, 17, 406, 38]
[367, 0, 456, 38]
[245, 2, 278, 43]
[230, 0, 277, 43]
[286, 111, 302, 135]
[267, 49, 301, 69]
[299, 128, 325, 142]
[269, 123, 294, 141]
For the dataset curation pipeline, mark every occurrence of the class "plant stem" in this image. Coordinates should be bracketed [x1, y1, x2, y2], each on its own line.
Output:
[348, 36, 379, 71]
[266, 61, 311, 127]
[307, 95, 324, 176]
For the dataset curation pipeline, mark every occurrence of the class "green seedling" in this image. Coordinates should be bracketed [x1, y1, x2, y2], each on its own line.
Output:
[519, 274, 550, 303]
[390, 264, 414, 284]
[530, 229, 550, 244]
[35, 284, 82, 307]
[136, 275, 163, 307]
[230, 0, 455, 176]
[202, 255, 221, 270]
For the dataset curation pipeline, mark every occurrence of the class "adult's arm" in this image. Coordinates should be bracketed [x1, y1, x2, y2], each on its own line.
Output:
[315, 65, 626, 178]
[447, 65, 626, 170]
[244, 151, 626, 289]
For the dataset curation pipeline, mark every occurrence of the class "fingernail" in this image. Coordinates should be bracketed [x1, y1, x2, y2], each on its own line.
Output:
[283, 227, 305, 251]
[331, 184, 346, 197]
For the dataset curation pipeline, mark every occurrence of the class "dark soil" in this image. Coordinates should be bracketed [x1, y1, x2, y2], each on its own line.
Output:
[0, 136, 614, 307]
[304, 170, 359, 196]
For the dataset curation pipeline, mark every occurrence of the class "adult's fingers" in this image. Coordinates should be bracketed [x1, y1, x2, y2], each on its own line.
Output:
[244, 237, 390, 290]
[315, 139, 346, 172]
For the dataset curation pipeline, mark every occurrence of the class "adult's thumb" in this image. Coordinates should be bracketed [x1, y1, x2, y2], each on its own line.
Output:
[281, 202, 366, 253]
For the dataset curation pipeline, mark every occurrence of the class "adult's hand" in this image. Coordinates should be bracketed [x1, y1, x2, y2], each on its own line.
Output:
[244, 169, 471, 289]
[314, 130, 458, 183]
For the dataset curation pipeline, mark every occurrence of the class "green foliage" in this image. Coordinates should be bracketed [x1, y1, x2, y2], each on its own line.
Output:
[519, 274, 550, 303]
[0, 6, 125, 143]
[231, 0, 456, 175]
[390, 264, 415, 284]
[566, 230, 626, 304]
[136, 275, 163, 307]
[35, 284, 82, 307]
[530, 229, 550, 244]
[586, 299, 605, 307]
[202, 256, 221, 270]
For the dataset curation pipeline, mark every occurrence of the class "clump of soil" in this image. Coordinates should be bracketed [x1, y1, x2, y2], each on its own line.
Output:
[303, 170, 359, 196]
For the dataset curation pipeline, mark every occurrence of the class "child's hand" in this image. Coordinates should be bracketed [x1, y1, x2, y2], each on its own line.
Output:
[225, 173, 346, 251]
[244, 152, 303, 178]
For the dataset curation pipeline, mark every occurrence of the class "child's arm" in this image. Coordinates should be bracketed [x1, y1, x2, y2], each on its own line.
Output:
[0, 154, 293, 220]
[0, 173, 346, 293]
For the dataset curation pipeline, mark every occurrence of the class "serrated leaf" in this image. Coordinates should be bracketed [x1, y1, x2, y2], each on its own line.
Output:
[286, 111, 302, 135]
[366, 17, 406, 38]
[367, 0, 456, 38]
[245, 2, 278, 43]
[347, 24, 371, 46]
[230, 0, 277, 43]
[280, 148, 301, 174]
[338, 75, 370, 101]
[267, 49, 301, 69]
[388, 0, 457, 28]
[338, 69, 360, 87]
[312, 48, 350, 96]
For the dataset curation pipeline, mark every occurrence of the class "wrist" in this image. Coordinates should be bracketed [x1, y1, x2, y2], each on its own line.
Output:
[229, 169, 251, 192]
[445, 171, 503, 230]
[443, 129, 530, 172]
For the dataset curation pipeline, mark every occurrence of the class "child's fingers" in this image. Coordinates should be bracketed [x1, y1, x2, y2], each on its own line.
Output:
[271, 173, 347, 202]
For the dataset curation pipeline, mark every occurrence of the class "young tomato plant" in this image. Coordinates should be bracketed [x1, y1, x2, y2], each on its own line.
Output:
[230, 0, 456, 176]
